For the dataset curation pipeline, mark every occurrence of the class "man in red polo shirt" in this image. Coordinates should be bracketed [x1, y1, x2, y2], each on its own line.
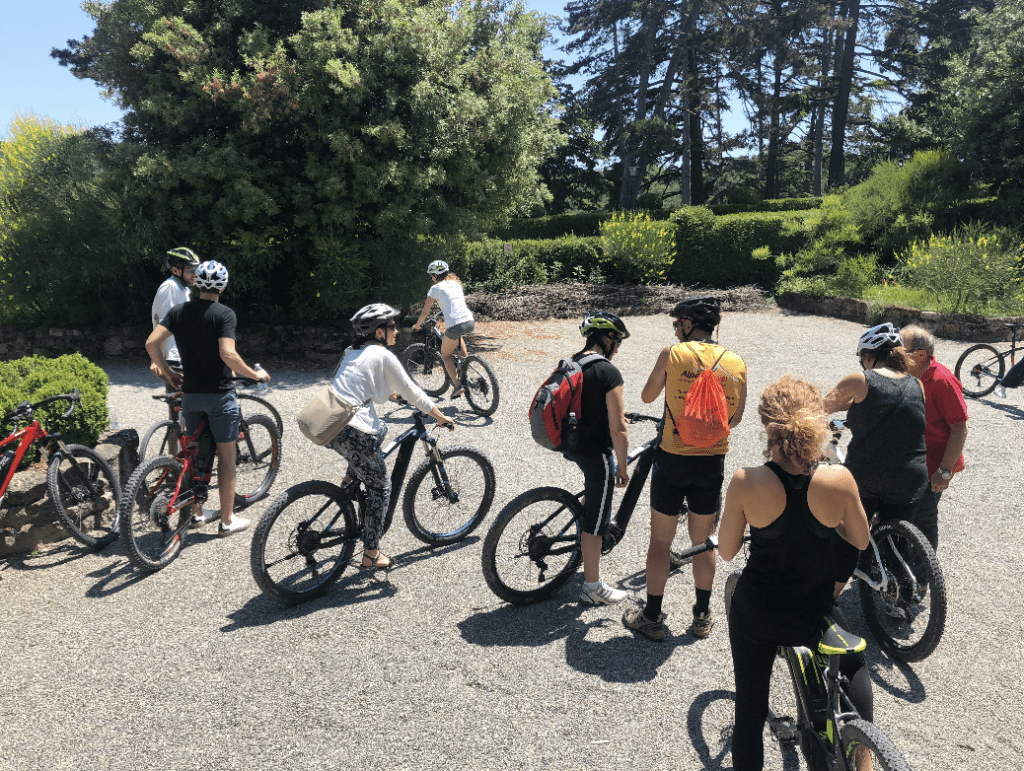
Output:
[902, 325, 969, 551]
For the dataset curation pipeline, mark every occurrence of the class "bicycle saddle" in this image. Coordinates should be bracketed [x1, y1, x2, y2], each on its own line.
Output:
[817, 615, 867, 656]
[1003, 322, 1024, 330]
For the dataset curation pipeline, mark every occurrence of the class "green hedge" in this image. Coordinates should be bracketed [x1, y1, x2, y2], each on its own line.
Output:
[494, 209, 674, 240]
[0, 354, 110, 456]
[669, 208, 815, 286]
[448, 236, 605, 291]
[708, 197, 823, 216]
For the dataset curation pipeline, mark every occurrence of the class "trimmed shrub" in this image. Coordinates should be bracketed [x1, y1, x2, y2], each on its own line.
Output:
[599, 211, 676, 285]
[494, 209, 674, 240]
[0, 354, 110, 460]
[451, 236, 604, 291]
[709, 197, 823, 215]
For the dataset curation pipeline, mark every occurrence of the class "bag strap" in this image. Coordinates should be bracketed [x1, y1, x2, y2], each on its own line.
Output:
[574, 352, 606, 368]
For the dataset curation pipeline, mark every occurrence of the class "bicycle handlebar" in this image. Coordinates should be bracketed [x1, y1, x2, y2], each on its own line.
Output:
[2, 389, 80, 427]
[624, 412, 660, 424]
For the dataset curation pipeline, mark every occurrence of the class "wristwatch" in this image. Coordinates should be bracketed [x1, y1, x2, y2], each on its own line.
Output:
[937, 468, 953, 481]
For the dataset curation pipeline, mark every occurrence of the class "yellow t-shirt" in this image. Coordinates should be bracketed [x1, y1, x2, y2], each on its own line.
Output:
[660, 341, 746, 456]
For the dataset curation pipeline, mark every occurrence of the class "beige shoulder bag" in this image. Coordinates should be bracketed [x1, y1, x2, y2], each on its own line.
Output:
[296, 352, 371, 446]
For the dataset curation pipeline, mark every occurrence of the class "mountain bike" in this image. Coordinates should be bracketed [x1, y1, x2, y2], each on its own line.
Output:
[140, 388, 283, 459]
[138, 389, 281, 509]
[400, 311, 500, 417]
[250, 403, 496, 605]
[722, 565, 913, 771]
[954, 321, 1024, 398]
[826, 420, 947, 662]
[119, 379, 281, 573]
[483, 413, 680, 605]
[0, 389, 121, 549]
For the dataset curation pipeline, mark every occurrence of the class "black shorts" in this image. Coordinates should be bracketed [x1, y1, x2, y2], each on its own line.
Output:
[649, 449, 725, 517]
[564, 450, 616, 536]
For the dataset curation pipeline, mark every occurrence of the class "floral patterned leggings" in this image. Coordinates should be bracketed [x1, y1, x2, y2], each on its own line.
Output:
[329, 423, 391, 551]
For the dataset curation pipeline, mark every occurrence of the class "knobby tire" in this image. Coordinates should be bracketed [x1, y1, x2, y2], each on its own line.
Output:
[46, 444, 121, 549]
[233, 414, 281, 508]
[840, 718, 913, 771]
[461, 355, 500, 417]
[402, 446, 496, 545]
[238, 392, 284, 440]
[401, 343, 451, 397]
[140, 419, 180, 461]
[119, 456, 187, 572]
[954, 343, 1004, 398]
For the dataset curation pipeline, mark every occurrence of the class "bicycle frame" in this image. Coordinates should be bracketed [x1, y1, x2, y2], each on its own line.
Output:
[0, 392, 80, 508]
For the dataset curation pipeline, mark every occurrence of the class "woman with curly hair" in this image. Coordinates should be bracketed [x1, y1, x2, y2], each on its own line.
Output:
[718, 376, 871, 771]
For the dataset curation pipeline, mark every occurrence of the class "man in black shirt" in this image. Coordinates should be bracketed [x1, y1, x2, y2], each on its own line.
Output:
[145, 259, 269, 535]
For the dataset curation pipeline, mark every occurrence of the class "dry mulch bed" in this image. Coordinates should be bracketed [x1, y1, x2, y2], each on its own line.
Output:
[464, 282, 772, 322]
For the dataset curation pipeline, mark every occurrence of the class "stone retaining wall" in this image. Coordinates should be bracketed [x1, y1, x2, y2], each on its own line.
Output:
[0, 429, 139, 557]
[776, 292, 1024, 343]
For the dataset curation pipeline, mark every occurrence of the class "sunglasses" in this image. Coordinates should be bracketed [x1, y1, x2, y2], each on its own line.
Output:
[184, 268, 197, 275]
[386, 322, 398, 330]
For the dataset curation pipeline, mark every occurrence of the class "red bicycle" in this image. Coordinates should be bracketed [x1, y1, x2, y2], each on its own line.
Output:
[0, 389, 122, 549]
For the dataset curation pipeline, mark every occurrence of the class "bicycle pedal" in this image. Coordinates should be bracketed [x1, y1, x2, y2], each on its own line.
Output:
[770, 717, 799, 744]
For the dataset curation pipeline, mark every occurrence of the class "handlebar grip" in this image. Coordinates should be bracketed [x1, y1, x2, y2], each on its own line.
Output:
[674, 534, 720, 561]
[59, 389, 80, 420]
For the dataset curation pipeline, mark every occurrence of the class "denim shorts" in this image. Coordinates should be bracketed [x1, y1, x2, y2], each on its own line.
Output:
[182, 391, 241, 443]
[445, 319, 475, 340]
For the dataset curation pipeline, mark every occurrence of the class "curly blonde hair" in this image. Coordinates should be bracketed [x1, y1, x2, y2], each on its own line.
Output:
[758, 375, 828, 472]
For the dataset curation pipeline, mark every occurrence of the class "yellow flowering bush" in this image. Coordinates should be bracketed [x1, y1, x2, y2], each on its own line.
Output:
[897, 225, 1024, 315]
[599, 211, 676, 285]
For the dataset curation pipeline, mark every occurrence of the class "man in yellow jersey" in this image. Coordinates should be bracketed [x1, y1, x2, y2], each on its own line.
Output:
[623, 296, 747, 640]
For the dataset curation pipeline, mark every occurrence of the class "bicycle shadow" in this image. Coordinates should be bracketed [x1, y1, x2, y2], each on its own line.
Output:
[686, 689, 738, 770]
[972, 397, 1024, 421]
[1, 540, 99, 572]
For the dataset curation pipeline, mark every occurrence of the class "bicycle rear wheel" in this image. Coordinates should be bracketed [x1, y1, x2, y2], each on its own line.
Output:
[954, 343, 1004, 398]
[401, 343, 451, 396]
[840, 718, 913, 771]
[858, 519, 947, 661]
[119, 456, 188, 572]
[461, 355, 500, 417]
[233, 414, 281, 508]
[250, 481, 358, 605]
[237, 392, 284, 440]
[403, 446, 496, 545]
[46, 444, 121, 549]
[481, 487, 583, 605]
[140, 419, 180, 461]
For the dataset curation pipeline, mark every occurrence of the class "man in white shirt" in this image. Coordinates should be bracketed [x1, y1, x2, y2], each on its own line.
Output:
[150, 247, 200, 454]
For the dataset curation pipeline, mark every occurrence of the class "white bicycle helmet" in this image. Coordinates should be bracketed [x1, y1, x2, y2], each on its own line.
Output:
[350, 303, 400, 336]
[857, 322, 903, 354]
[194, 260, 229, 292]
[427, 260, 450, 276]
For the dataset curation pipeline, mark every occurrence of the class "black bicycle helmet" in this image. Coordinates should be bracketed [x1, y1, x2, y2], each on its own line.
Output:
[166, 247, 200, 272]
[671, 296, 721, 330]
[580, 311, 630, 339]
[350, 303, 400, 336]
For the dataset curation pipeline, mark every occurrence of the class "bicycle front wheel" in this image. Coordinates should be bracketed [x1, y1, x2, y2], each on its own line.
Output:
[140, 419, 180, 461]
[403, 446, 496, 546]
[46, 444, 121, 549]
[119, 456, 188, 572]
[954, 343, 1004, 398]
[840, 718, 913, 771]
[858, 519, 947, 661]
[401, 343, 451, 396]
[461, 355, 500, 417]
[237, 392, 284, 440]
[233, 414, 281, 508]
[250, 481, 358, 605]
[481, 487, 583, 605]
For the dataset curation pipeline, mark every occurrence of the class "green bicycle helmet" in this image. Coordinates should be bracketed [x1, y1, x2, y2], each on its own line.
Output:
[166, 247, 201, 272]
[580, 311, 630, 339]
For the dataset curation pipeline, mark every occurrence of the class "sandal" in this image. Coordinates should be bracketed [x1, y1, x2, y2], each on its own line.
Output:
[361, 551, 393, 570]
[450, 385, 465, 399]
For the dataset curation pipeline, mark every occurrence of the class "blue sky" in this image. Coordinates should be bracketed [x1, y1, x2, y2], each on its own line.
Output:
[1, 0, 570, 133]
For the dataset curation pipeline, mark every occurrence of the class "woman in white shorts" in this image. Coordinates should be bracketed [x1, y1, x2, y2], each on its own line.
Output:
[413, 260, 476, 398]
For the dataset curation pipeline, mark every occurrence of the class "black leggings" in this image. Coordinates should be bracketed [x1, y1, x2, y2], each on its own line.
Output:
[729, 599, 873, 771]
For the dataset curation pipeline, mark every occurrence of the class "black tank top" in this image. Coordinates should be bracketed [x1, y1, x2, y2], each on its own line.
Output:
[736, 463, 836, 623]
[845, 370, 928, 503]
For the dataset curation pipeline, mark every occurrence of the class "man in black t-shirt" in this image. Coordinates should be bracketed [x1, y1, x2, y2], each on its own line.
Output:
[145, 259, 269, 536]
[564, 312, 631, 606]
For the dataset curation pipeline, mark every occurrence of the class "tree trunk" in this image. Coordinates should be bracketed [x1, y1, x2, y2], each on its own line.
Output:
[766, 49, 784, 199]
[688, 48, 705, 204]
[619, 2, 660, 210]
[829, 0, 860, 189]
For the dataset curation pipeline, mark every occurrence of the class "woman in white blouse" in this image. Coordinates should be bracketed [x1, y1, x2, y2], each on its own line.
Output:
[413, 260, 476, 399]
[332, 303, 454, 569]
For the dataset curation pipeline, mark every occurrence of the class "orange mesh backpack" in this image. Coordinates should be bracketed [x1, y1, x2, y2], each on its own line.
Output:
[668, 343, 731, 448]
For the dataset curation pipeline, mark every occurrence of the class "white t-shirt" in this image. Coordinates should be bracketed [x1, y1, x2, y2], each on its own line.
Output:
[152, 276, 192, 362]
[427, 279, 474, 326]
[330, 344, 435, 434]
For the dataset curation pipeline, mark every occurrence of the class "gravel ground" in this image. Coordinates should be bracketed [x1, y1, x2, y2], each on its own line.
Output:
[1, 307, 1022, 771]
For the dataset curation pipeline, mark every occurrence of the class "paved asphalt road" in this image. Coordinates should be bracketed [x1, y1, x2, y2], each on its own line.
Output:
[1, 308, 1021, 770]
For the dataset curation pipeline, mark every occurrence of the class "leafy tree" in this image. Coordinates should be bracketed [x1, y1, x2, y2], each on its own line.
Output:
[54, 0, 560, 322]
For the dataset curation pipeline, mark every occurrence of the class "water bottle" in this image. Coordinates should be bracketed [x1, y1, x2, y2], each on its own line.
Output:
[109, 409, 121, 432]
[253, 363, 269, 393]
[564, 411, 580, 453]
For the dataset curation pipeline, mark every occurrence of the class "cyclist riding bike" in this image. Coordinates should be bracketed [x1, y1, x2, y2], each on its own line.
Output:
[151, 247, 200, 454]
[824, 322, 928, 597]
[564, 312, 631, 605]
[330, 303, 454, 570]
[413, 260, 475, 400]
[145, 259, 270, 536]
[719, 375, 872, 771]
[624, 296, 747, 641]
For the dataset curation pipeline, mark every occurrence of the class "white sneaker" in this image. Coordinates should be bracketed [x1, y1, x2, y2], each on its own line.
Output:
[580, 579, 627, 605]
[191, 508, 220, 528]
[218, 517, 251, 537]
[996, 385, 1007, 398]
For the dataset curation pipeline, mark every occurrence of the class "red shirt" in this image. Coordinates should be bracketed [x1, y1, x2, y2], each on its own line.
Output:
[920, 358, 969, 476]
